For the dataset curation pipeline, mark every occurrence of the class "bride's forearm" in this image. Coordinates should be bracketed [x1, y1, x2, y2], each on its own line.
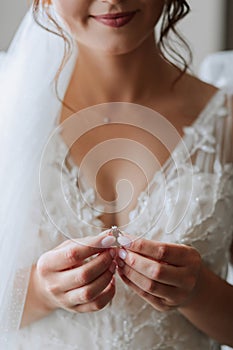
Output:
[20, 265, 55, 328]
[178, 264, 233, 347]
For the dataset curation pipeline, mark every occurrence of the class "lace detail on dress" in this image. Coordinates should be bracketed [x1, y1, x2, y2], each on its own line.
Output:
[127, 90, 233, 230]
[18, 89, 233, 350]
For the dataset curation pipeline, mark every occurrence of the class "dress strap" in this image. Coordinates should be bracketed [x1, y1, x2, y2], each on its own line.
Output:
[215, 91, 233, 166]
[192, 90, 233, 174]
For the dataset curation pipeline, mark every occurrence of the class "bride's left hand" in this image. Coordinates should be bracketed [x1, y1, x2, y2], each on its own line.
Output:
[116, 238, 202, 311]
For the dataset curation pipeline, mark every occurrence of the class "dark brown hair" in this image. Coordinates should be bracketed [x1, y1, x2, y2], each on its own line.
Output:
[159, 0, 192, 75]
[32, 1, 73, 85]
[32, 0, 192, 107]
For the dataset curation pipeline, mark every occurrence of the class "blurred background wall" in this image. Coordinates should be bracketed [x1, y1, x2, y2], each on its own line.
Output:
[178, 0, 227, 72]
[0, 0, 29, 50]
[0, 0, 232, 73]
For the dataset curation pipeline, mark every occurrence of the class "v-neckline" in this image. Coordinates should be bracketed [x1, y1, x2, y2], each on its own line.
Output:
[56, 88, 223, 228]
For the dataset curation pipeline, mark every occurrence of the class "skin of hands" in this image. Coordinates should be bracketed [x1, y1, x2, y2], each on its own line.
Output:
[21, 230, 233, 346]
[116, 238, 202, 311]
[115, 237, 233, 346]
[21, 234, 117, 327]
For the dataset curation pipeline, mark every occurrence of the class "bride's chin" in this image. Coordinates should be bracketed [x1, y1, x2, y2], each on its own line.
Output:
[77, 44, 136, 56]
[75, 36, 143, 56]
[69, 23, 143, 55]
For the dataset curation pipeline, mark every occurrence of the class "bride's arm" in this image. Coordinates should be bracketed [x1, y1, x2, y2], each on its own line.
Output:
[177, 263, 233, 346]
[20, 235, 116, 328]
[20, 264, 54, 327]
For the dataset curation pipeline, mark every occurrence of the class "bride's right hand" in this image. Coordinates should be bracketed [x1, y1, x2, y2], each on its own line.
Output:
[36, 235, 117, 313]
[21, 234, 116, 327]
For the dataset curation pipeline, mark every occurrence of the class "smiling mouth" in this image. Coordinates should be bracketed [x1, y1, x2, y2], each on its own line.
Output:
[89, 10, 139, 28]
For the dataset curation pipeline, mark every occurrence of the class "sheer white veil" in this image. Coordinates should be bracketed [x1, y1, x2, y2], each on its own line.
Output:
[0, 5, 76, 347]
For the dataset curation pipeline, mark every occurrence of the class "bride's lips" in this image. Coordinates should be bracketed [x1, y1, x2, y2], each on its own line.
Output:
[89, 11, 139, 28]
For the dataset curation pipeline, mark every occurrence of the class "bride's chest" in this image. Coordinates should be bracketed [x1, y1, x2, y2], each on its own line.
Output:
[41, 111, 233, 276]
[62, 123, 176, 227]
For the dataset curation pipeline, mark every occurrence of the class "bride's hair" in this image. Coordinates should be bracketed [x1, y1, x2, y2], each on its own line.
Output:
[32, 0, 192, 108]
[33, 0, 192, 69]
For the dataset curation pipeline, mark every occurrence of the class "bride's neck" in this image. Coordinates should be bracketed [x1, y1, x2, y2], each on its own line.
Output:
[66, 33, 178, 110]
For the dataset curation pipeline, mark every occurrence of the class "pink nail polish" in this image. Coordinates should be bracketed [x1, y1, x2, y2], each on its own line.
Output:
[109, 248, 116, 258]
[109, 262, 116, 274]
[119, 249, 127, 260]
[101, 236, 116, 248]
[117, 236, 132, 248]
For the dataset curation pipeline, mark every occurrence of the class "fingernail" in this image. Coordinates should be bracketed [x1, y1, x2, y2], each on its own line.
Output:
[118, 249, 127, 260]
[101, 236, 116, 248]
[117, 236, 132, 248]
[109, 262, 116, 274]
[109, 248, 116, 258]
[98, 228, 110, 236]
[111, 277, 115, 286]
[118, 259, 125, 268]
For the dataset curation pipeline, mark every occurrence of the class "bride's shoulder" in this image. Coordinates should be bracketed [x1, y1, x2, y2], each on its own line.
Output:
[186, 75, 233, 123]
[177, 73, 219, 117]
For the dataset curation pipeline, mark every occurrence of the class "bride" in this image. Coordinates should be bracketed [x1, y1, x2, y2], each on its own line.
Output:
[0, 1, 232, 349]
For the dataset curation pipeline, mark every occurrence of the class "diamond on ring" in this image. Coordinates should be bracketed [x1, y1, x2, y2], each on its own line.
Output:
[109, 226, 131, 247]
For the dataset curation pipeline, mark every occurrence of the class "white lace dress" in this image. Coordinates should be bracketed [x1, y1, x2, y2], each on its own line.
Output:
[17, 89, 233, 350]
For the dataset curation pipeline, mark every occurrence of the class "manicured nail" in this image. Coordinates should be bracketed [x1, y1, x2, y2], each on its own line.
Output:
[117, 236, 132, 248]
[109, 248, 116, 258]
[118, 249, 127, 260]
[101, 236, 116, 248]
[109, 262, 116, 274]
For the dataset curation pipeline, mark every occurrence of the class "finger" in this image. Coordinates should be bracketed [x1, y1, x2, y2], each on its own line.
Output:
[128, 239, 195, 266]
[72, 279, 116, 313]
[118, 260, 180, 302]
[117, 251, 187, 287]
[43, 234, 116, 271]
[117, 269, 171, 312]
[64, 265, 116, 306]
[58, 251, 114, 292]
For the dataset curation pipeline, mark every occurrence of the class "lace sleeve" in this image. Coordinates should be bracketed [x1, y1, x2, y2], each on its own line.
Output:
[199, 51, 233, 89]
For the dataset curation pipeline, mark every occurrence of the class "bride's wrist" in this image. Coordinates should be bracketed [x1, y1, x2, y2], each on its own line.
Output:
[33, 264, 57, 314]
[21, 264, 56, 328]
